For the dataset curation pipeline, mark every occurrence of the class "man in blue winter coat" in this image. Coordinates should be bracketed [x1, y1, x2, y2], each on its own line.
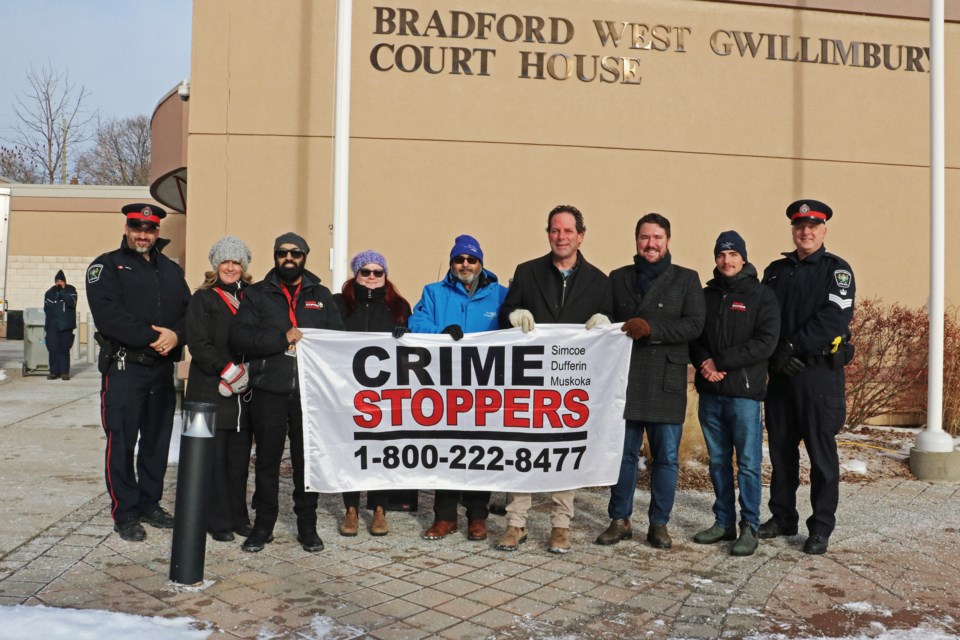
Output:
[405, 234, 508, 543]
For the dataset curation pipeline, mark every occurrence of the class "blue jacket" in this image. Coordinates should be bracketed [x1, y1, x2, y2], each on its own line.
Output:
[408, 270, 507, 334]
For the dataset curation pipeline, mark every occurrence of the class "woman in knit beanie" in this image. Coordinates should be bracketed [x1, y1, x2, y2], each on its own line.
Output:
[185, 236, 256, 541]
[332, 249, 414, 536]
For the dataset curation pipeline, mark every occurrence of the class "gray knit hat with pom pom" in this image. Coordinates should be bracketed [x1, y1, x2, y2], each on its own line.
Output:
[209, 236, 252, 271]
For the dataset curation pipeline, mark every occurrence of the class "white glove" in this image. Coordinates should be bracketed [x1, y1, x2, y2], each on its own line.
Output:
[218, 362, 249, 397]
[585, 313, 611, 330]
[508, 309, 536, 333]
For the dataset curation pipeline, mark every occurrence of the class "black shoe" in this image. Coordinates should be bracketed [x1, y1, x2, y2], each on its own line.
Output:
[488, 503, 507, 516]
[297, 528, 325, 553]
[46, 373, 60, 380]
[140, 505, 175, 529]
[61, 373, 70, 381]
[758, 518, 798, 539]
[114, 517, 146, 542]
[234, 523, 253, 537]
[803, 534, 829, 555]
[242, 529, 274, 552]
[209, 530, 235, 542]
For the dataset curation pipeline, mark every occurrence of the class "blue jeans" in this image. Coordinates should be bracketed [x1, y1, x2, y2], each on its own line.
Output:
[608, 420, 682, 525]
[698, 394, 763, 529]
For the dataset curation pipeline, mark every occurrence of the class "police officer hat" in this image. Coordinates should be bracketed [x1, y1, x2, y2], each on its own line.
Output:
[122, 203, 167, 229]
[786, 199, 832, 225]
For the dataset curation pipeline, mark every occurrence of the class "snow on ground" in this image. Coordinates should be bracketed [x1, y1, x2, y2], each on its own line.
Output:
[841, 459, 868, 474]
[746, 628, 959, 640]
[0, 605, 209, 640]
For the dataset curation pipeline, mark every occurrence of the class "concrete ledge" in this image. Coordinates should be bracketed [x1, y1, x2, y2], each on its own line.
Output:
[910, 447, 960, 482]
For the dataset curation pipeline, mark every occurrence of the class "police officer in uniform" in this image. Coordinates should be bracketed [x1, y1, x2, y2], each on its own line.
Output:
[86, 204, 191, 542]
[760, 199, 855, 555]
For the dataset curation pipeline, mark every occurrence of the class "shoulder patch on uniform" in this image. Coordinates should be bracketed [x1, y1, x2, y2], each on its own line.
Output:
[834, 270, 852, 288]
[87, 264, 103, 284]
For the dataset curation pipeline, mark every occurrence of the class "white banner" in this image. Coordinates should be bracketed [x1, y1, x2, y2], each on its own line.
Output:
[298, 324, 630, 493]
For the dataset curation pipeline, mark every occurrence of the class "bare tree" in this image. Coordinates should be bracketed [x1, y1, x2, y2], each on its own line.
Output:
[0, 146, 41, 183]
[3, 64, 95, 183]
[75, 115, 152, 185]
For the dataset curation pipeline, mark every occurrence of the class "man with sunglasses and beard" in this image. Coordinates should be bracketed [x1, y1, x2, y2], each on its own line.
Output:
[405, 234, 508, 543]
[231, 232, 344, 553]
[86, 203, 191, 542]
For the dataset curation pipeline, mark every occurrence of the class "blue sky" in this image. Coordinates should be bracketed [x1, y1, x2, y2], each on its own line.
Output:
[0, 0, 192, 143]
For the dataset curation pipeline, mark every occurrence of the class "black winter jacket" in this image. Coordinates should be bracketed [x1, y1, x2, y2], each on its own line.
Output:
[332, 281, 411, 332]
[44, 284, 78, 332]
[230, 268, 344, 394]
[498, 251, 611, 327]
[689, 264, 780, 400]
[185, 282, 249, 430]
[86, 236, 191, 362]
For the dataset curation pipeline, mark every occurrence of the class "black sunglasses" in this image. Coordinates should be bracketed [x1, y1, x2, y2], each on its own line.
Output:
[275, 249, 305, 259]
[359, 268, 385, 277]
[452, 256, 479, 265]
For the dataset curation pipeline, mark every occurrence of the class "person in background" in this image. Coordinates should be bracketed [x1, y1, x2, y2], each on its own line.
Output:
[86, 203, 191, 542]
[333, 249, 413, 537]
[185, 236, 255, 542]
[496, 204, 611, 554]
[44, 269, 78, 380]
[689, 231, 779, 556]
[406, 234, 507, 543]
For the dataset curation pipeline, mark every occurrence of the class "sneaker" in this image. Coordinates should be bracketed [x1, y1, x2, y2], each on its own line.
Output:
[370, 506, 388, 536]
[758, 518, 798, 539]
[241, 529, 274, 552]
[340, 507, 359, 537]
[297, 527, 324, 553]
[114, 517, 146, 542]
[140, 505, 175, 529]
[548, 527, 571, 554]
[596, 518, 632, 546]
[803, 534, 829, 555]
[494, 525, 527, 551]
[694, 524, 737, 545]
[731, 525, 759, 556]
[422, 519, 458, 540]
[646, 524, 672, 549]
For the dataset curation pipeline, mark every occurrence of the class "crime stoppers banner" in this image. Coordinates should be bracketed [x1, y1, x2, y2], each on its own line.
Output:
[298, 324, 631, 493]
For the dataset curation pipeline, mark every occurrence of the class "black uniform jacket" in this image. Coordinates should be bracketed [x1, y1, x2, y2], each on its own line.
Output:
[230, 268, 344, 395]
[498, 251, 611, 327]
[333, 282, 411, 333]
[44, 284, 78, 332]
[762, 245, 855, 357]
[86, 236, 191, 361]
[689, 264, 780, 400]
[185, 284, 249, 430]
[608, 260, 705, 424]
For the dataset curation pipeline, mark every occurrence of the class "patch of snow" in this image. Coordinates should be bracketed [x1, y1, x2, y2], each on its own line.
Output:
[299, 615, 365, 640]
[0, 605, 210, 640]
[638, 455, 647, 471]
[0, 370, 7, 381]
[841, 460, 868, 474]
[745, 624, 960, 640]
[839, 601, 892, 616]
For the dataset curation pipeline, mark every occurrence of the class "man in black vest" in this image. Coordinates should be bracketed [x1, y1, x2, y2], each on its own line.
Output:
[86, 203, 191, 542]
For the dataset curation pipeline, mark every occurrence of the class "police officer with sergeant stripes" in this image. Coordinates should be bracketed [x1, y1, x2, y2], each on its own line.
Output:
[760, 199, 855, 555]
[86, 204, 191, 542]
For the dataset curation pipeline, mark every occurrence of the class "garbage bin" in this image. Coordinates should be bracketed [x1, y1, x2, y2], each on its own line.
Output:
[22, 307, 49, 376]
[5, 310, 24, 340]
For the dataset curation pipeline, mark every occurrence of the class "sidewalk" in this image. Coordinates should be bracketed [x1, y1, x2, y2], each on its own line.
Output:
[0, 338, 958, 639]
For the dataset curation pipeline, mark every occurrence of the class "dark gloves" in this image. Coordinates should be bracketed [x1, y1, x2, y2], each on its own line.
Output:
[441, 324, 464, 341]
[392, 325, 409, 339]
[621, 318, 651, 340]
[770, 340, 805, 376]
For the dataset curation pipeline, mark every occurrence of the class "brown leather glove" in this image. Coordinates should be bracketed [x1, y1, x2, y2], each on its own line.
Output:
[621, 318, 651, 340]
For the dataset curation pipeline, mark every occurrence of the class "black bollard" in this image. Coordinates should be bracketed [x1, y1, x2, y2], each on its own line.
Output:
[169, 401, 217, 585]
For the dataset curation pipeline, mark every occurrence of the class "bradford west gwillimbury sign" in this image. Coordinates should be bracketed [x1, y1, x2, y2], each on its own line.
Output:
[370, 6, 933, 84]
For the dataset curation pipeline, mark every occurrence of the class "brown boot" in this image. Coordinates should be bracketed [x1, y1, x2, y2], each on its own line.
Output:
[596, 518, 632, 545]
[339, 507, 359, 537]
[423, 520, 458, 540]
[647, 523, 672, 549]
[370, 506, 388, 536]
[548, 527, 571, 554]
[494, 525, 527, 551]
[467, 518, 488, 541]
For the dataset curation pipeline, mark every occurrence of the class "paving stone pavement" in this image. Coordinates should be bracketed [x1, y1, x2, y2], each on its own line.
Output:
[1, 340, 959, 639]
